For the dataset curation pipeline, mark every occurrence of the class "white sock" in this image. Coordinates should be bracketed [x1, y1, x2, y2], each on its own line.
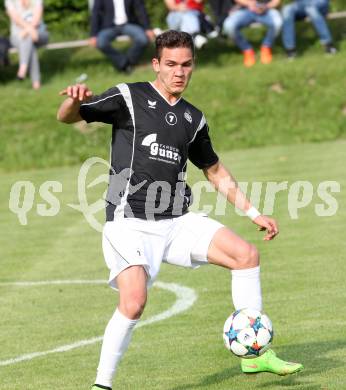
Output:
[95, 308, 138, 388]
[231, 266, 262, 311]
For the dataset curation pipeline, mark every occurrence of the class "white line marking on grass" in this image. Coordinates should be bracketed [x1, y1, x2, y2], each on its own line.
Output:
[0, 280, 197, 366]
[0, 279, 107, 286]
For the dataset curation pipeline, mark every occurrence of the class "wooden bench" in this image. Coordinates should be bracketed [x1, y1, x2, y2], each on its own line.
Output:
[8, 35, 129, 54]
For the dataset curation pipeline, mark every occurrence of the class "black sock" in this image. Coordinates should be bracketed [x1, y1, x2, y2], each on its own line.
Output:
[286, 48, 296, 54]
[285, 48, 297, 58]
[94, 384, 112, 390]
[324, 43, 337, 54]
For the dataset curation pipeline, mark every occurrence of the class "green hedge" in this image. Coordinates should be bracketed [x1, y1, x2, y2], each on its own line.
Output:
[0, 0, 345, 39]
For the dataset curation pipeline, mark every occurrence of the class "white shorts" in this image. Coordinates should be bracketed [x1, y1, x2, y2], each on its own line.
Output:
[102, 212, 224, 289]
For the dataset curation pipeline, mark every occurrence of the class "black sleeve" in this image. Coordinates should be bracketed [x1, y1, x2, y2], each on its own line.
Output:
[79, 86, 124, 124]
[132, 0, 151, 29]
[209, 0, 232, 28]
[188, 117, 219, 169]
[90, 0, 102, 36]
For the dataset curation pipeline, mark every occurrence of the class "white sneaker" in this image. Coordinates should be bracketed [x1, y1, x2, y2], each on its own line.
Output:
[207, 30, 219, 39]
[153, 28, 163, 37]
[194, 34, 208, 50]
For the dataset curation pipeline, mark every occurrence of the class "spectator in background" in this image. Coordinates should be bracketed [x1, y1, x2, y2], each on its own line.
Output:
[5, 0, 49, 89]
[223, 0, 282, 67]
[165, 0, 214, 49]
[209, 0, 234, 31]
[89, 0, 155, 73]
[281, 0, 337, 58]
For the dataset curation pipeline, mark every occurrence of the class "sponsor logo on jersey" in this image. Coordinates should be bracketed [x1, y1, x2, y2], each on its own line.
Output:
[165, 112, 177, 126]
[184, 110, 192, 124]
[148, 100, 157, 109]
[141, 133, 181, 164]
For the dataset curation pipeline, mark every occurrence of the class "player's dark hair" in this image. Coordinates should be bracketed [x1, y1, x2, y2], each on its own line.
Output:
[155, 30, 195, 61]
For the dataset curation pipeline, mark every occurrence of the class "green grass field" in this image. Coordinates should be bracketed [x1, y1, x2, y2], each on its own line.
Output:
[1, 140, 345, 390]
[1, 24, 346, 389]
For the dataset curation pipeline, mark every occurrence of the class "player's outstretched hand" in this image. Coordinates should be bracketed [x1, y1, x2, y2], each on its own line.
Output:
[59, 83, 93, 102]
[253, 215, 279, 241]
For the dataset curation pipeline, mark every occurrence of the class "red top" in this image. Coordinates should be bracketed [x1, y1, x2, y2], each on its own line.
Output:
[175, 0, 204, 12]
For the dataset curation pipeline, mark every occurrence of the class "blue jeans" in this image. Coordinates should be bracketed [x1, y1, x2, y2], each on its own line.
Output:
[166, 10, 201, 35]
[223, 8, 283, 51]
[97, 24, 149, 70]
[282, 0, 332, 50]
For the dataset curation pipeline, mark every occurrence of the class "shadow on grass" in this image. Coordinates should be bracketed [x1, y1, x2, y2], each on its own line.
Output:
[169, 339, 346, 390]
[0, 47, 75, 86]
[39, 47, 75, 83]
[0, 61, 16, 84]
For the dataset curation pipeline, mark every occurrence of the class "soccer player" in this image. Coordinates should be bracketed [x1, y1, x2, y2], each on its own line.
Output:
[57, 30, 303, 390]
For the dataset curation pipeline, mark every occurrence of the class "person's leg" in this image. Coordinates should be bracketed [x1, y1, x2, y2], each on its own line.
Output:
[11, 34, 33, 79]
[223, 9, 256, 66]
[28, 48, 40, 88]
[166, 213, 302, 376]
[180, 10, 201, 35]
[96, 27, 128, 71]
[179, 10, 208, 49]
[255, 9, 282, 64]
[94, 265, 147, 389]
[29, 28, 49, 88]
[281, 2, 302, 51]
[120, 23, 149, 66]
[93, 218, 168, 390]
[223, 9, 255, 51]
[166, 11, 183, 31]
[257, 9, 283, 48]
[207, 227, 303, 375]
[165, 213, 261, 312]
[208, 228, 262, 311]
[304, 0, 333, 45]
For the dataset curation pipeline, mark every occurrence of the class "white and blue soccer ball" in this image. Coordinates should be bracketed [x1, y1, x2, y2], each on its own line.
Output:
[223, 308, 273, 358]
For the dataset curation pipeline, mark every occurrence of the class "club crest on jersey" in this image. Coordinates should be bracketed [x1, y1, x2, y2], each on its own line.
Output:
[184, 110, 192, 124]
[147, 100, 157, 109]
[141, 133, 181, 164]
[165, 112, 177, 126]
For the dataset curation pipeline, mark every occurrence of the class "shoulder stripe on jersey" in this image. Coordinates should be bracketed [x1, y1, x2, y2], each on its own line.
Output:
[113, 83, 136, 219]
[187, 114, 206, 144]
[80, 92, 122, 106]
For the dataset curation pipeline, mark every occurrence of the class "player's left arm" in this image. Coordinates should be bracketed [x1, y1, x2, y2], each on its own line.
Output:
[203, 161, 279, 241]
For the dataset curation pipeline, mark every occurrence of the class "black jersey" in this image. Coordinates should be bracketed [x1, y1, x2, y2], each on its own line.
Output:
[80, 82, 219, 220]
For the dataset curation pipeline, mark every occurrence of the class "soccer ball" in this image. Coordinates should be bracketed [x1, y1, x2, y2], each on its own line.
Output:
[223, 308, 273, 358]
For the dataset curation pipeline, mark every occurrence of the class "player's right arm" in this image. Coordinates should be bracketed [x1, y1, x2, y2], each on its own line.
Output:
[57, 84, 93, 123]
[204, 161, 279, 241]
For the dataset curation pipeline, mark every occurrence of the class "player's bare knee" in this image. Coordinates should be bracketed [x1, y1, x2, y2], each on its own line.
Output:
[246, 244, 259, 268]
[238, 244, 259, 269]
[120, 292, 147, 319]
[251, 244, 260, 267]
